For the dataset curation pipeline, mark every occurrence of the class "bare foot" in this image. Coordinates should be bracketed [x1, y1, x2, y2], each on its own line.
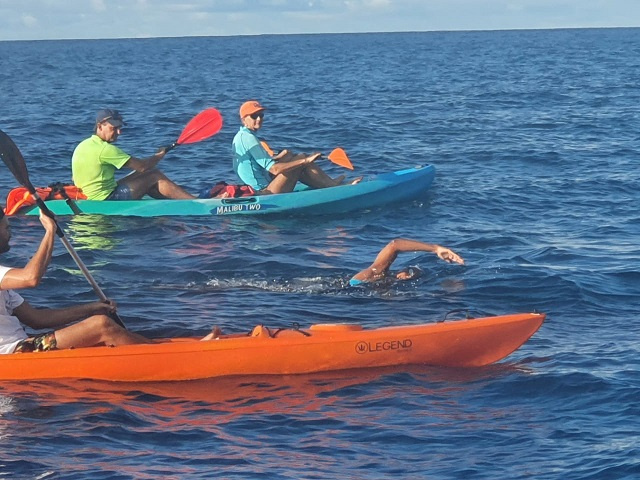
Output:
[335, 175, 363, 186]
[333, 174, 346, 186]
[201, 326, 223, 341]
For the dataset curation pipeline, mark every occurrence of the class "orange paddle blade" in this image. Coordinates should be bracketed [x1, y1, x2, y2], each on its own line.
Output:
[327, 148, 354, 170]
[260, 141, 275, 156]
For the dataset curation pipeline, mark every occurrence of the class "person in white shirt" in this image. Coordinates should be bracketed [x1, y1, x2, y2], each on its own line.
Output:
[0, 208, 152, 353]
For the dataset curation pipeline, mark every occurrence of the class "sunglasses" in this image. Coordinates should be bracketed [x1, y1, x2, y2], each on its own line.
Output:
[249, 112, 264, 120]
[99, 116, 124, 128]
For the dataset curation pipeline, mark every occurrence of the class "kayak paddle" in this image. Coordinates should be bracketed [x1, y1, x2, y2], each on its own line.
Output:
[0, 129, 127, 329]
[49, 182, 83, 215]
[57, 108, 223, 214]
[260, 141, 354, 170]
[326, 148, 354, 170]
[164, 108, 223, 153]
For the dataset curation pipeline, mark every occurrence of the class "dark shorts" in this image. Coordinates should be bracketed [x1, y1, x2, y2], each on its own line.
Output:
[105, 184, 133, 201]
[14, 332, 57, 353]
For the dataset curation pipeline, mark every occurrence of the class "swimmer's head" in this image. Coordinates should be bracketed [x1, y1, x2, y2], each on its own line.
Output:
[395, 266, 423, 281]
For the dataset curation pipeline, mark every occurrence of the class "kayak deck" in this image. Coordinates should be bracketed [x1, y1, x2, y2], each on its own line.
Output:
[17, 165, 435, 217]
[0, 313, 545, 382]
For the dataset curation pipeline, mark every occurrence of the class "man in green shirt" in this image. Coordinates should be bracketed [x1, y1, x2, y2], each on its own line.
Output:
[72, 109, 195, 200]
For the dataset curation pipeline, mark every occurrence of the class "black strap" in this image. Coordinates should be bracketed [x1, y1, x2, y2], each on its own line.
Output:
[272, 323, 311, 337]
[47, 182, 82, 215]
[440, 308, 494, 323]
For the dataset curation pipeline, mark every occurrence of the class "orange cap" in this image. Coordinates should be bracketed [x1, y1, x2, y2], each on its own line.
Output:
[239, 100, 266, 118]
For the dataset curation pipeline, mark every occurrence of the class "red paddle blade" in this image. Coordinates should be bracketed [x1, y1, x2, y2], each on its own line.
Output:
[327, 147, 354, 170]
[176, 108, 223, 145]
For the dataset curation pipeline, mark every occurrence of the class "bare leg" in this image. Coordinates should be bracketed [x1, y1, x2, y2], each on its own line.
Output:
[201, 326, 223, 341]
[261, 153, 354, 193]
[299, 164, 345, 188]
[275, 152, 343, 189]
[54, 315, 154, 349]
[289, 153, 344, 188]
[119, 169, 195, 199]
[263, 168, 305, 194]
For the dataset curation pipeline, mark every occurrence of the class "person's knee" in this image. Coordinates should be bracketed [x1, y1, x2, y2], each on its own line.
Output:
[125, 168, 164, 183]
[139, 168, 166, 182]
[87, 314, 120, 334]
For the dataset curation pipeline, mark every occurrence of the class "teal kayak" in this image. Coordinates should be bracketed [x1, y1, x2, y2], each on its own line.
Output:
[21, 165, 435, 217]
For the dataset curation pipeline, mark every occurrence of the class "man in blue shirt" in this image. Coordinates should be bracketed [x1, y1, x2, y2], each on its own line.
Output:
[232, 100, 349, 194]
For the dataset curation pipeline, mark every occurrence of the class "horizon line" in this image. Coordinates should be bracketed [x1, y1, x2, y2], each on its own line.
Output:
[1, 25, 637, 43]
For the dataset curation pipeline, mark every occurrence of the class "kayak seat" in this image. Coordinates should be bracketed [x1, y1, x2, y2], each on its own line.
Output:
[4, 183, 87, 215]
[199, 181, 256, 199]
[250, 325, 273, 337]
[250, 325, 313, 338]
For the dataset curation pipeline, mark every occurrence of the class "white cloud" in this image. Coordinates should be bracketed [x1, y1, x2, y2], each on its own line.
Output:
[21, 14, 38, 28]
[91, 0, 106, 13]
[0, 0, 639, 41]
[364, 0, 391, 8]
[190, 11, 210, 21]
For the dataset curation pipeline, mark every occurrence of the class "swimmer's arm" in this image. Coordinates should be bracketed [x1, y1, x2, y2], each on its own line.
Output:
[351, 239, 403, 282]
[351, 238, 464, 282]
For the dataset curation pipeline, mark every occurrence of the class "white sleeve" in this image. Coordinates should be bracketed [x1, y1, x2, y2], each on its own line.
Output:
[0, 264, 11, 286]
[5, 290, 24, 312]
[0, 265, 26, 312]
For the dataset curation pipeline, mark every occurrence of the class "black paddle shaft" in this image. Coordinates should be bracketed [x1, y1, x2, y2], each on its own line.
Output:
[0, 129, 126, 328]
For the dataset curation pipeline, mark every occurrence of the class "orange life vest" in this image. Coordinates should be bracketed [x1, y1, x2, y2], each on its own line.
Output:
[4, 183, 87, 215]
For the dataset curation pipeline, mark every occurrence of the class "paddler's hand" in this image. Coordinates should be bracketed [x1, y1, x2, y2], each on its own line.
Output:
[38, 210, 57, 234]
[273, 149, 288, 161]
[435, 246, 465, 265]
[305, 152, 322, 164]
[155, 147, 167, 159]
[90, 299, 118, 316]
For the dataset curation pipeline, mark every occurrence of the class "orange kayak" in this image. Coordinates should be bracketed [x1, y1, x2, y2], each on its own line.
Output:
[0, 313, 544, 382]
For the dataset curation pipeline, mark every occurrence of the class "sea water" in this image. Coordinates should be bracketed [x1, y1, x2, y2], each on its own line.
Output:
[0, 29, 638, 479]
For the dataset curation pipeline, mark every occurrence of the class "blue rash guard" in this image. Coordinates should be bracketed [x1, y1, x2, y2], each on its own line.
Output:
[232, 127, 275, 190]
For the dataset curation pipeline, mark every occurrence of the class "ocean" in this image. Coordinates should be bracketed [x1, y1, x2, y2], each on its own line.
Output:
[0, 28, 638, 479]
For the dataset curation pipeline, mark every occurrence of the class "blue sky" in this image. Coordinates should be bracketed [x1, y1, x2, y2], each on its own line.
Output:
[1, 0, 639, 41]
